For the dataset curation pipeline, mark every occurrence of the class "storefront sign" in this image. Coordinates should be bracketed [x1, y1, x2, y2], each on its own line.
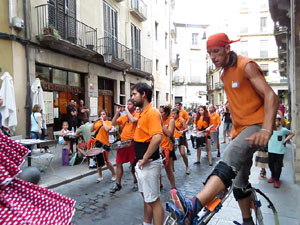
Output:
[41, 82, 83, 94]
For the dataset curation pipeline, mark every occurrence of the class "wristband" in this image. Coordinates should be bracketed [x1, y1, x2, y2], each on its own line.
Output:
[260, 128, 272, 135]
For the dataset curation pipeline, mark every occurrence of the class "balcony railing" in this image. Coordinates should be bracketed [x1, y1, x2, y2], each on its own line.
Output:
[130, 51, 152, 74]
[189, 76, 203, 84]
[130, 0, 147, 22]
[36, 4, 97, 51]
[215, 82, 224, 89]
[98, 37, 132, 65]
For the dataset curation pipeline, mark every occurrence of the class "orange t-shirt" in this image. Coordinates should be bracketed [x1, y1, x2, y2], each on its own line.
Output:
[134, 104, 162, 142]
[209, 112, 221, 130]
[179, 109, 189, 122]
[221, 55, 264, 138]
[160, 116, 173, 150]
[117, 112, 139, 141]
[174, 117, 185, 138]
[94, 120, 112, 146]
[194, 116, 209, 136]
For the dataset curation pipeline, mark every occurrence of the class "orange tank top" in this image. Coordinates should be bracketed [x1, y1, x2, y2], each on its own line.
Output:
[221, 55, 264, 138]
[160, 117, 173, 150]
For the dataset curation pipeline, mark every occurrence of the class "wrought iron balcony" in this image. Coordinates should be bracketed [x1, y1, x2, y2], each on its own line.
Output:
[129, 51, 152, 77]
[214, 82, 224, 89]
[36, 4, 97, 52]
[98, 37, 132, 70]
[130, 0, 147, 22]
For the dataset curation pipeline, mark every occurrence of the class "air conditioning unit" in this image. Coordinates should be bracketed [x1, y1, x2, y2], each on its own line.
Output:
[12, 17, 25, 30]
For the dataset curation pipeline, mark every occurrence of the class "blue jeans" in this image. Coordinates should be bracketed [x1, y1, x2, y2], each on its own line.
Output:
[30, 131, 40, 151]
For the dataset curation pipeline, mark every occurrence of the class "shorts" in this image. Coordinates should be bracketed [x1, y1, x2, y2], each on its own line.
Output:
[223, 122, 232, 131]
[222, 125, 261, 188]
[169, 149, 177, 160]
[95, 143, 111, 167]
[116, 144, 135, 165]
[178, 136, 186, 146]
[161, 147, 175, 166]
[135, 158, 162, 203]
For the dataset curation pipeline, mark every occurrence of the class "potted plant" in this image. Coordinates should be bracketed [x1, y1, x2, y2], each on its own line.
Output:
[43, 25, 55, 35]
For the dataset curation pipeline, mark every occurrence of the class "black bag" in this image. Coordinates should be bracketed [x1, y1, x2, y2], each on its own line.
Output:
[41, 128, 48, 136]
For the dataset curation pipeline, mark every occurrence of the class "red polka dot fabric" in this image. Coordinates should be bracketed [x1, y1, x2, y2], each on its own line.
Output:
[0, 133, 76, 224]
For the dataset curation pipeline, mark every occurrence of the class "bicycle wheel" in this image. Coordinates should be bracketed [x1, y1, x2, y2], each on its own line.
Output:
[163, 214, 179, 225]
[250, 189, 264, 225]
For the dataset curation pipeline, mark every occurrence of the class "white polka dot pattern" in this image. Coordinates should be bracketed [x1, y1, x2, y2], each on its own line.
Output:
[0, 134, 76, 224]
[0, 133, 29, 158]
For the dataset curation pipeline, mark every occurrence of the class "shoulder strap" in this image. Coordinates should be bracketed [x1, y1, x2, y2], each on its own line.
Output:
[32, 113, 38, 124]
[93, 124, 103, 138]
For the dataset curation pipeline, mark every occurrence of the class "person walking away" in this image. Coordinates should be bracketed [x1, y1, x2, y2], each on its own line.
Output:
[110, 99, 139, 193]
[30, 104, 42, 151]
[172, 108, 190, 174]
[131, 82, 164, 225]
[193, 106, 214, 166]
[175, 102, 191, 155]
[267, 114, 294, 188]
[208, 104, 221, 157]
[222, 101, 232, 144]
[77, 99, 90, 126]
[159, 105, 176, 189]
[90, 110, 116, 182]
[169, 33, 278, 225]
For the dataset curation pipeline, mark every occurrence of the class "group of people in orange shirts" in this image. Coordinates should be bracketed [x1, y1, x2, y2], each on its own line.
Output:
[89, 81, 227, 225]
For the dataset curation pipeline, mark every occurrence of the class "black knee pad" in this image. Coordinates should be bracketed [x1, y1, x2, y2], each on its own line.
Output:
[233, 183, 252, 201]
[204, 161, 236, 188]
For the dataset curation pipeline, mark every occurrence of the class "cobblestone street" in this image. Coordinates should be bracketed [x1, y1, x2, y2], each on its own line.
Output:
[53, 131, 300, 225]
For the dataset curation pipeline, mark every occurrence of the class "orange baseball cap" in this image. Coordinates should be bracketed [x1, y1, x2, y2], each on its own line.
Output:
[207, 33, 240, 50]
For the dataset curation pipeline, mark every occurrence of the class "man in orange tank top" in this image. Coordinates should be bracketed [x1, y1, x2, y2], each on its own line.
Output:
[168, 33, 278, 225]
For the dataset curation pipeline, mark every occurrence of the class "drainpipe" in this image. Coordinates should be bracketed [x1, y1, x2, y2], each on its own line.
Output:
[8, 0, 13, 26]
[23, 0, 32, 138]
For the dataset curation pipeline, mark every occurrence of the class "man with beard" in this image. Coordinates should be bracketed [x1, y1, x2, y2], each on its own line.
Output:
[110, 99, 138, 193]
[168, 33, 278, 225]
[131, 82, 164, 225]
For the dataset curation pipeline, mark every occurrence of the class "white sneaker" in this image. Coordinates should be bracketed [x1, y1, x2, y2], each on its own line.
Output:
[111, 177, 116, 182]
[186, 169, 191, 175]
[96, 177, 103, 183]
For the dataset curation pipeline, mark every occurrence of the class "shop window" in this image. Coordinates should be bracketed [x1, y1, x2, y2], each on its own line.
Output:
[53, 69, 67, 85]
[36, 65, 51, 82]
[68, 72, 81, 87]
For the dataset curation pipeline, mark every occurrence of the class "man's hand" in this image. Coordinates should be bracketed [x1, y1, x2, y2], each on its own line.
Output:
[138, 158, 153, 169]
[116, 106, 122, 113]
[244, 129, 272, 147]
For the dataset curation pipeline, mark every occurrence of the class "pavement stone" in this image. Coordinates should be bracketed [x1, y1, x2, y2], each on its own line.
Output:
[27, 124, 300, 225]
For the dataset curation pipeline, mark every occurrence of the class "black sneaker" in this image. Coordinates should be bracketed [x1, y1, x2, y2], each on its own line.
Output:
[110, 183, 122, 193]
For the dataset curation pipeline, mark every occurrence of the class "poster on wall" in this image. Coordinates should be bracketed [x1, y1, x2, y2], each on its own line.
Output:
[43, 91, 54, 124]
[90, 97, 98, 116]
